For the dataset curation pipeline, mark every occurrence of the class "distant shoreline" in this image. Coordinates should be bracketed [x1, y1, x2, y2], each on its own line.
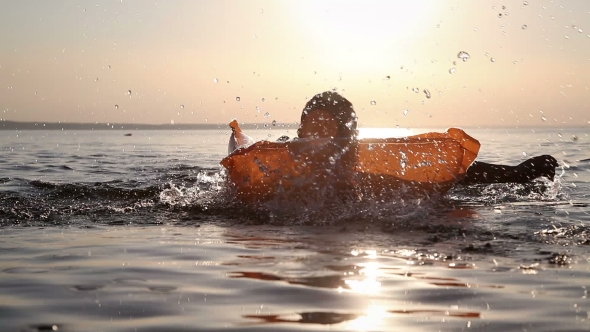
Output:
[0, 121, 291, 131]
[0, 120, 587, 131]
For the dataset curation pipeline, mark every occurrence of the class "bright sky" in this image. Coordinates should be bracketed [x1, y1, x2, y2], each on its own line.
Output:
[1, 0, 589, 127]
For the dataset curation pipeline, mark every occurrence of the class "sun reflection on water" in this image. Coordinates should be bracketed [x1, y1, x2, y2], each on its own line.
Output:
[346, 304, 388, 332]
[343, 250, 382, 295]
[357, 127, 414, 139]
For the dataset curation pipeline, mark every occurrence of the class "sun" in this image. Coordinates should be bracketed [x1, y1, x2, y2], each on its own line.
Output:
[289, 0, 439, 69]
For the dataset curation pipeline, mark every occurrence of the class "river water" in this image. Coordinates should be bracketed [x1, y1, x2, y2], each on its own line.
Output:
[1, 127, 589, 332]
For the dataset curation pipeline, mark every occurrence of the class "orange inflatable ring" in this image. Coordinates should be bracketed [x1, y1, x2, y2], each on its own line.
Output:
[221, 122, 480, 203]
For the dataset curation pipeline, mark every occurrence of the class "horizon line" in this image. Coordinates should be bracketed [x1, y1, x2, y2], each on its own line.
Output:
[0, 120, 588, 130]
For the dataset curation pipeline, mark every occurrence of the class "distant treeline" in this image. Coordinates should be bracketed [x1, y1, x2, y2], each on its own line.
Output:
[0, 121, 286, 131]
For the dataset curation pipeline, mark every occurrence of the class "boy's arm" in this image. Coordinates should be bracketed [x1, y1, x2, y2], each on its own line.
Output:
[458, 155, 558, 185]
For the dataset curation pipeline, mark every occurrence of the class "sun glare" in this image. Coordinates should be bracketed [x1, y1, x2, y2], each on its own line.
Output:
[344, 261, 382, 294]
[346, 304, 388, 331]
[358, 127, 414, 139]
[290, 1, 438, 69]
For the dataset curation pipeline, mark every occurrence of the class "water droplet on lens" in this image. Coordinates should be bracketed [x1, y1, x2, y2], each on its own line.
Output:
[541, 116, 547, 121]
[523, 1, 528, 5]
[490, 58, 496, 62]
[502, 5, 506, 9]
[261, 98, 265, 102]
[498, 13, 503, 18]
[424, 89, 431, 98]
[522, 152, 527, 157]
[457, 51, 470, 62]
[370, 101, 377, 105]
[272, 120, 277, 126]
[522, 24, 527, 29]
[180, 105, 184, 109]
[565, 35, 570, 39]
[114, 105, 119, 109]
[126, 90, 131, 95]
[236, 97, 240, 101]
[402, 109, 410, 116]
[213, 78, 218, 83]
[449, 68, 456, 74]
[412, 87, 419, 93]
[264, 112, 270, 117]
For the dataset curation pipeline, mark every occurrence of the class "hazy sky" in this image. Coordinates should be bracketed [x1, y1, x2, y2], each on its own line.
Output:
[1, 0, 589, 127]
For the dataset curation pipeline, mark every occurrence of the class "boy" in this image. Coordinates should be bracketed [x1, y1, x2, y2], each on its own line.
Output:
[296, 91, 558, 185]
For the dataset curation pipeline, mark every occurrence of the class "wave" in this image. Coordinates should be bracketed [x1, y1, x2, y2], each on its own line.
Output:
[0, 168, 571, 232]
[0, 169, 228, 226]
[38, 165, 75, 172]
[447, 179, 566, 204]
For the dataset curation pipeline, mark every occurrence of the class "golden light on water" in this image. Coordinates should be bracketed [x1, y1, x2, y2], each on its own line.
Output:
[344, 250, 382, 295]
[346, 304, 388, 332]
[357, 127, 414, 139]
[364, 249, 378, 259]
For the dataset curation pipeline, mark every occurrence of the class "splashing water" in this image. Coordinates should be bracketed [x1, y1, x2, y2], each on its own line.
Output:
[457, 51, 470, 62]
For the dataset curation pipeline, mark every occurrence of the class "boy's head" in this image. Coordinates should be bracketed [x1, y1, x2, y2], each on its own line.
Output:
[297, 91, 358, 139]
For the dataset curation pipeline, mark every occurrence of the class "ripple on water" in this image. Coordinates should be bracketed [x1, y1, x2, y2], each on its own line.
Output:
[147, 285, 178, 293]
[69, 284, 105, 292]
[2, 267, 49, 274]
[26, 324, 62, 332]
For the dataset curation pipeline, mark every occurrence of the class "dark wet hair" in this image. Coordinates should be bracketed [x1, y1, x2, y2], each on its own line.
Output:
[297, 91, 358, 139]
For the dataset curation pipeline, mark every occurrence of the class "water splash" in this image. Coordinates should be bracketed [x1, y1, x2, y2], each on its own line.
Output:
[457, 51, 470, 62]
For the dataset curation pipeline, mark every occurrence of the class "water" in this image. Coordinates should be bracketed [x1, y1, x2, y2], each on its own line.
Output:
[1, 127, 589, 332]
